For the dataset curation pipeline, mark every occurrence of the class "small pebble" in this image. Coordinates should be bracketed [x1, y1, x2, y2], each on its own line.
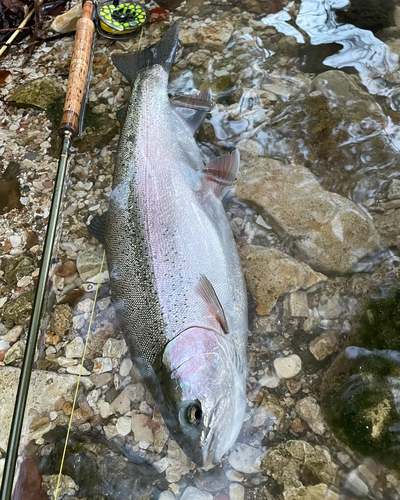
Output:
[273, 354, 302, 379]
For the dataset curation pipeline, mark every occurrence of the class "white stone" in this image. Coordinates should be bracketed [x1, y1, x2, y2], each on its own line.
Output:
[116, 416, 132, 436]
[16, 276, 32, 288]
[55, 356, 77, 367]
[159, 491, 175, 500]
[229, 483, 245, 500]
[77, 298, 94, 313]
[104, 424, 118, 440]
[3, 325, 23, 343]
[273, 355, 302, 379]
[120, 357, 133, 377]
[228, 444, 262, 474]
[102, 338, 127, 358]
[180, 486, 213, 500]
[258, 374, 280, 388]
[93, 357, 113, 373]
[288, 291, 309, 317]
[226, 469, 244, 482]
[98, 400, 113, 419]
[65, 337, 84, 359]
[131, 414, 154, 443]
[66, 365, 90, 376]
[9, 235, 22, 248]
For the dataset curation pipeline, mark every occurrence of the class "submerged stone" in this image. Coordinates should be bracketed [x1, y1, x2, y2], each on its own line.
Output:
[239, 246, 326, 315]
[235, 156, 380, 275]
[321, 291, 400, 471]
[334, 0, 395, 33]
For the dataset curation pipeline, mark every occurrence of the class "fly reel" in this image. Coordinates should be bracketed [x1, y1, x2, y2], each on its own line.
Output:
[96, 0, 150, 40]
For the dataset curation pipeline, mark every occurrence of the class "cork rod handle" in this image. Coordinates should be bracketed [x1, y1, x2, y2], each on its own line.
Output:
[58, 0, 95, 138]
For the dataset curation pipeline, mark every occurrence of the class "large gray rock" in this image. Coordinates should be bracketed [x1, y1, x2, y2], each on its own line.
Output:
[235, 157, 380, 275]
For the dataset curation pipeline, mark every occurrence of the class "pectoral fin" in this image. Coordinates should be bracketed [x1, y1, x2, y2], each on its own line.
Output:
[87, 212, 108, 245]
[171, 89, 213, 135]
[196, 274, 228, 334]
[203, 149, 240, 198]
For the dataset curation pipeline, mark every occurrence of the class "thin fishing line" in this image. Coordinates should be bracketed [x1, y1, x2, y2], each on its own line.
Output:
[53, 27, 144, 499]
[53, 249, 105, 500]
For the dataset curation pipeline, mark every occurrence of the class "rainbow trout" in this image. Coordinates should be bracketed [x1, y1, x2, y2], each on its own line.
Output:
[90, 25, 248, 465]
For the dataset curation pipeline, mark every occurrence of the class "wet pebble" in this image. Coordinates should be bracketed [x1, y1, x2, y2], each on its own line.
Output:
[295, 397, 327, 435]
[131, 413, 154, 443]
[65, 337, 84, 359]
[102, 338, 127, 358]
[66, 365, 90, 376]
[273, 354, 302, 379]
[116, 416, 132, 436]
[93, 357, 113, 373]
[119, 357, 133, 377]
[180, 486, 213, 500]
[229, 483, 245, 500]
[159, 491, 175, 500]
[309, 333, 339, 361]
[228, 444, 262, 474]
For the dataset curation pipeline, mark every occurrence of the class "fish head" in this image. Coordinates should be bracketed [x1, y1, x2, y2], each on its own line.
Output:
[159, 327, 246, 466]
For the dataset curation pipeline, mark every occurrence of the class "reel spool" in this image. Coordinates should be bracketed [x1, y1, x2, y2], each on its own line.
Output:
[96, 0, 150, 40]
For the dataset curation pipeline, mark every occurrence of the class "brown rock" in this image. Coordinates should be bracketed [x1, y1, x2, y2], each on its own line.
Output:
[236, 157, 380, 275]
[55, 261, 77, 278]
[309, 333, 339, 361]
[239, 246, 326, 315]
[45, 332, 60, 345]
[286, 379, 301, 395]
[291, 418, 305, 434]
[50, 304, 73, 337]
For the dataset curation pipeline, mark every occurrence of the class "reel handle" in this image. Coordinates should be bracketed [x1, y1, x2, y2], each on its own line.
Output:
[58, 0, 95, 138]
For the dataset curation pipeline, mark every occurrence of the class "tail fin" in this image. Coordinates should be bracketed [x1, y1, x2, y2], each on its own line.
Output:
[112, 24, 179, 85]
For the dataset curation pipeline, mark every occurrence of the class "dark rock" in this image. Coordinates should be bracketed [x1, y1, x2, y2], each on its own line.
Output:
[334, 0, 395, 33]
[321, 291, 400, 471]
[0, 162, 22, 215]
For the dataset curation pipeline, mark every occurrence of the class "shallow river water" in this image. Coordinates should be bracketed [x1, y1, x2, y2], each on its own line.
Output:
[2, 0, 400, 499]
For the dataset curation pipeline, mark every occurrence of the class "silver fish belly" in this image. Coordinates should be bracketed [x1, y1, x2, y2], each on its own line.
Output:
[104, 25, 248, 465]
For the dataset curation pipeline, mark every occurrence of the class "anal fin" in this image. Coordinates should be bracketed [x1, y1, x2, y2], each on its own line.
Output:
[171, 89, 213, 135]
[196, 274, 228, 334]
[87, 212, 108, 245]
[203, 149, 240, 199]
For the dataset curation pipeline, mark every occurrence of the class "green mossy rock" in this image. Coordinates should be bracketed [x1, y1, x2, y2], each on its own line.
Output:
[3, 291, 35, 327]
[321, 291, 400, 471]
[6, 76, 65, 112]
[2, 254, 36, 288]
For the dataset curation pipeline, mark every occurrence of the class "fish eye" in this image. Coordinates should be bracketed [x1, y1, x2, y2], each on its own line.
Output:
[180, 401, 202, 427]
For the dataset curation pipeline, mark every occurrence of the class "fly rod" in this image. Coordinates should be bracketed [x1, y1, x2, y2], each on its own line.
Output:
[0, 2, 95, 498]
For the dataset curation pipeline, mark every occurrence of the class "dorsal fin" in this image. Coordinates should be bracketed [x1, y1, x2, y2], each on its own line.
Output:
[196, 274, 228, 334]
[171, 89, 213, 135]
[203, 149, 240, 198]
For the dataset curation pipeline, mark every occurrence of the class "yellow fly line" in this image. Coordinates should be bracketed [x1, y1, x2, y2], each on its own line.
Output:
[53, 27, 144, 500]
[53, 249, 105, 500]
